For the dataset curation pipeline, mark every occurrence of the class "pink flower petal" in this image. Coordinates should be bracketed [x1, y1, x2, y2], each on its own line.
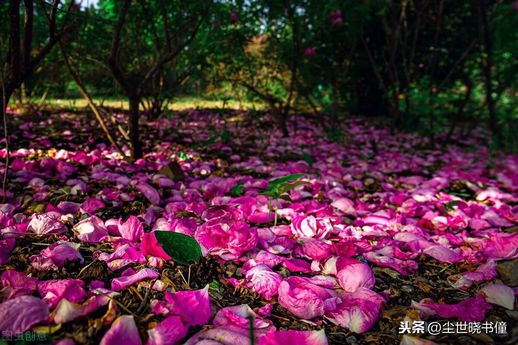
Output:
[195, 219, 258, 260]
[245, 264, 282, 300]
[111, 268, 159, 291]
[73, 216, 109, 243]
[331, 198, 355, 215]
[278, 277, 338, 319]
[480, 283, 515, 310]
[80, 197, 105, 215]
[118, 216, 144, 242]
[0, 238, 15, 265]
[146, 316, 187, 345]
[38, 279, 87, 309]
[290, 215, 332, 239]
[1, 270, 38, 299]
[0, 295, 49, 335]
[53, 294, 112, 323]
[213, 304, 275, 335]
[30, 241, 84, 271]
[326, 288, 385, 333]
[137, 183, 161, 205]
[28, 213, 66, 235]
[100, 315, 142, 345]
[185, 327, 250, 345]
[422, 245, 463, 263]
[336, 259, 375, 293]
[140, 232, 171, 260]
[259, 330, 328, 345]
[164, 285, 211, 326]
[413, 296, 492, 322]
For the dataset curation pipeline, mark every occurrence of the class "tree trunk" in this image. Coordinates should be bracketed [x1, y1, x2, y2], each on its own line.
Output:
[478, 1, 500, 146]
[128, 96, 142, 160]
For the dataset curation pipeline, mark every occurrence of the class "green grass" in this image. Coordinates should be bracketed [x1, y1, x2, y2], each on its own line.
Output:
[19, 96, 266, 112]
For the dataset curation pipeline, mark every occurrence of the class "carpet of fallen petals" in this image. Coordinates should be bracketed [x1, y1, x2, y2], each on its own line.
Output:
[0, 110, 517, 345]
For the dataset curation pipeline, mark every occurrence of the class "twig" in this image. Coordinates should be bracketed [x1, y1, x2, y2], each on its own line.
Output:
[96, 291, 136, 316]
[136, 276, 159, 315]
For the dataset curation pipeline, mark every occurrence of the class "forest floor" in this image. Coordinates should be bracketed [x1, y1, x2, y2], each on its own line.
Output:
[0, 108, 517, 345]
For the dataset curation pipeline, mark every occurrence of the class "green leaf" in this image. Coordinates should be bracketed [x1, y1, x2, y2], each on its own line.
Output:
[276, 180, 310, 194]
[443, 200, 461, 213]
[303, 152, 314, 167]
[155, 231, 203, 265]
[209, 280, 221, 292]
[231, 183, 245, 197]
[178, 151, 188, 160]
[279, 194, 292, 202]
[268, 173, 304, 188]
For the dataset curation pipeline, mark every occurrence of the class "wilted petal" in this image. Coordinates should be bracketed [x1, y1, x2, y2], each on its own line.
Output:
[245, 264, 282, 300]
[147, 316, 187, 345]
[448, 260, 497, 289]
[480, 283, 515, 310]
[1, 270, 38, 299]
[140, 232, 171, 260]
[111, 268, 159, 291]
[185, 327, 250, 345]
[137, 183, 161, 205]
[28, 213, 66, 235]
[81, 197, 105, 215]
[38, 279, 87, 309]
[213, 304, 275, 335]
[412, 296, 491, 322]
[53, 294, 112, 323]
[331, 198, 355, 215]
[118, 216, 144, 242]
[336, 258, 375, 293]
[422, 245, 463, 263]
[0, 295, 49, 335]
[278, 277, 338, 319]
[259, 330, 328, 345]
[73, 216, 109, 243]
[100, 315, 142, 345]
[326, 288, 385, 333]
[30, 241, 84, 271]
[163, 285, 211, 326]
[0, 238, 15, 265]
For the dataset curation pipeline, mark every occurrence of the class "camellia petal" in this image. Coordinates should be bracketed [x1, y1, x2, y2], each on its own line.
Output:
[480, 283, 515, 310]
[73, 216, 109, 243]
[0, 295, 49, 335]
[38, 279, 87, 309]
[137, 183, 161, 205]
[336, 258, 375, 293]
[258, 329, 328, 345]
[326, 288, 385, 333]
[30, 241, 84, 271]
[164, 285, 211, 326]
[147, 315, 188, 345]
[118, 215, 144, 242]
[245, 264, 282, 300]
[278, 277, 338, 319]
[100, 315, 142, 345]
[1, 270, 39, 299]
[412, 296, 492, 322]
[111, 268, 159, 291]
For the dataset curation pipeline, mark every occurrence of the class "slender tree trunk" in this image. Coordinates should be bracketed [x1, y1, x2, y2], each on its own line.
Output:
[128, 96, 142, 160]
[478, 1, 500, 146]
